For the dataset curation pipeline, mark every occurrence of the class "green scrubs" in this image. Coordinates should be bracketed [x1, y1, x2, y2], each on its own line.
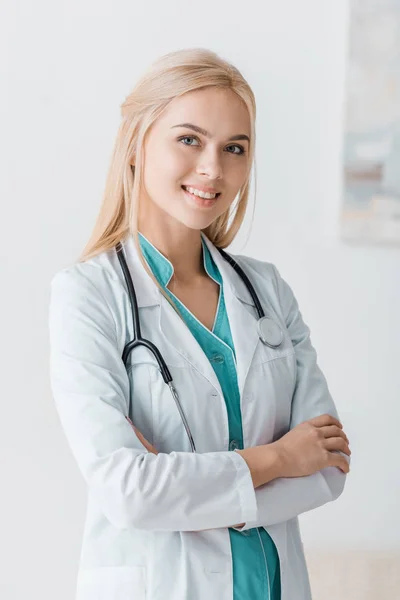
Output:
[139, 232, 281, 600]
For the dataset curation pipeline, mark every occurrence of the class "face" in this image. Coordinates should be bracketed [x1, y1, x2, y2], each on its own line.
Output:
[137, 86, 251, 232]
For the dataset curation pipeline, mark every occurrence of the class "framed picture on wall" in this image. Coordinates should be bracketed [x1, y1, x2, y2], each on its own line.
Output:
[341, 0, 400, 245]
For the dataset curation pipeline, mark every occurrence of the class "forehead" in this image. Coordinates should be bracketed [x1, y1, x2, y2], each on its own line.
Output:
[157, 87, 251, 135]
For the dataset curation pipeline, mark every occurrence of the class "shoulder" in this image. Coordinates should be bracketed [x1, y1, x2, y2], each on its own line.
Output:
[48, 248, 127, 337]
[229, 252, 297, 319]
[48, 248, 128, 350]
[50, 246, 124, 300]
[230, 252, 281, 293]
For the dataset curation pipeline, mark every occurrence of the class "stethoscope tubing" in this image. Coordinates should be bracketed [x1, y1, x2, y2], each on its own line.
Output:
[115, 239, 279, 454]
[217, 247, 265, 320]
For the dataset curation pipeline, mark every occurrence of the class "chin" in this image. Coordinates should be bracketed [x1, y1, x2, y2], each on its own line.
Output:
[176, 213, 217, 231]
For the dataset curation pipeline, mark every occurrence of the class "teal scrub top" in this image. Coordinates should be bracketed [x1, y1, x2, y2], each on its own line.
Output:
[138, 232, 281, 600]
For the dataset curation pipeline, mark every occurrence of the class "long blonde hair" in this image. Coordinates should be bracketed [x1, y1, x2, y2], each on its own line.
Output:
[79, 47, 257, 313]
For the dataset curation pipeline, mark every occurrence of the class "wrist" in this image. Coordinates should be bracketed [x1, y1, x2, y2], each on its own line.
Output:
[236, 443, 284, 488]
[268, 441, 286, 479]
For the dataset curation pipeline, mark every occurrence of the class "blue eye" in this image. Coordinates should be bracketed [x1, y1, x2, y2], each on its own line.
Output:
[179, 136, 200, 147]
[178, 136, 246, 155]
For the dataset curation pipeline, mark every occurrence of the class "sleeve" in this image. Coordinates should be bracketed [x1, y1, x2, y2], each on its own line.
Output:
[48, 266, 257, 531]
[232, 264, 349, 531]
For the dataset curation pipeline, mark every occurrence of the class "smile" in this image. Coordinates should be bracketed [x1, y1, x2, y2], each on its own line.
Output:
[181, 186, 221, 208]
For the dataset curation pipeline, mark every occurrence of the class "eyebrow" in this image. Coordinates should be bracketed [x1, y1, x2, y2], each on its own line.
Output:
[171, 122, 250, 143]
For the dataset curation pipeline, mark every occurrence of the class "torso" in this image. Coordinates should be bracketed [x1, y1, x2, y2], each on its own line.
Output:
[167, 275, 220, 332]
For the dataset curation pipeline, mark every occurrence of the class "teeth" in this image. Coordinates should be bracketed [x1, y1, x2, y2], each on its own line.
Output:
[184, 186, 217, 199]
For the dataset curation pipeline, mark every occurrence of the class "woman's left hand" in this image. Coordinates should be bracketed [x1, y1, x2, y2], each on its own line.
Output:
[126, 416, 159, 455]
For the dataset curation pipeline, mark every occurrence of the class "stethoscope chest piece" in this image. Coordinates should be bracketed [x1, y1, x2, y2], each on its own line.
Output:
[257, 316, 284, 348]
[117, 238, 286, 453]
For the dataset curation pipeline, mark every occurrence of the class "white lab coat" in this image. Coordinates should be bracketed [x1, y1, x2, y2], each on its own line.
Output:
[48, 231, 348, 600]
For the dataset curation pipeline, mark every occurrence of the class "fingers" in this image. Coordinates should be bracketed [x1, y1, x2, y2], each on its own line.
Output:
[313, 417, 351, 455]
[321, 425, 349, 444]
[125, 415, 135, 427]
[125, 417, 159, 454]
[135, 428, 153, 449]
[327, 452, 351, 473]
[309, 413, 343, 429]
[325, 436, 351, 456]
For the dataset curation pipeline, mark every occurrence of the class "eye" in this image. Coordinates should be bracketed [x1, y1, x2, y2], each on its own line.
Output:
[226, 144, 246, 156]
[179, 136, 200, 147]
[178, 136, 246, 155]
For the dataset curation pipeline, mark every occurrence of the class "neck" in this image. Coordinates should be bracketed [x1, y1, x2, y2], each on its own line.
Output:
[138, 222, 207, 285]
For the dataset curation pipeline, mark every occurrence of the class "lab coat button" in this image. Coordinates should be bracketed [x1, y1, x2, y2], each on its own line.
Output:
[229, 439, 239, 451]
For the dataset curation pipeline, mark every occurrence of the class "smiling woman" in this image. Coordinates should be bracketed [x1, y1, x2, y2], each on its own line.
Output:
[136, 85, 252, 239]
[49, 47, 349, 600]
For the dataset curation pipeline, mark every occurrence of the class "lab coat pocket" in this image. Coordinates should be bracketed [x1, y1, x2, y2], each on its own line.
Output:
[247, 334, 296, 444]
[76, 565, 146, 600]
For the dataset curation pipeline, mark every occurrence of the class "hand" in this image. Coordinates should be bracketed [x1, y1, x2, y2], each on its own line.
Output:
[125, 416, 159, 455]
[274, 414, 351, 478]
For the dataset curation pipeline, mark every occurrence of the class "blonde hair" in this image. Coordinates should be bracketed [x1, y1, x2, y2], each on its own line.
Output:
[79, 47, 257, 313]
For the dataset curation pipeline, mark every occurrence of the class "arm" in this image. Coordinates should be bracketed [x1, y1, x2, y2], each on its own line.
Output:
[232, 264, 349, 531]
[49, 266, 258, 531]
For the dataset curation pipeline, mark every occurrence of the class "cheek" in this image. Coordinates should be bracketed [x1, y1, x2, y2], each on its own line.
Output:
[228, 158, 248, 185]
[153, 149, 192, 191]
[167, 145, 194, 176]
[212, 195, 236, 222]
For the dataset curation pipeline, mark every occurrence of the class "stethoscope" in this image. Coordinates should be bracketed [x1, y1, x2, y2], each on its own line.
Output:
[115, 240, 284, 453]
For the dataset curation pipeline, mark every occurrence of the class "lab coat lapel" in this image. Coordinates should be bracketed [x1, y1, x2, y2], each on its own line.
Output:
[123, 231, 260, 400]
[201, 233, 260, 400]
[158, 295, 223, 396]
[122, 233, 223, 396]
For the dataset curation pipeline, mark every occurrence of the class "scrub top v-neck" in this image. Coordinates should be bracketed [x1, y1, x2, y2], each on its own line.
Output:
[138, 232, 281, 600]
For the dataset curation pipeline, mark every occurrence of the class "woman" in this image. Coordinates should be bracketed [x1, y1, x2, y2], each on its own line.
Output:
[48, 48, 351, 600]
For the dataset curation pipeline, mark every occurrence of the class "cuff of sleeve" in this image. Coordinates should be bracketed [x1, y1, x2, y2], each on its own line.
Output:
[228, 449, 258, 524]
[231, 511, 259, 532]
[232, 519, 258, 532]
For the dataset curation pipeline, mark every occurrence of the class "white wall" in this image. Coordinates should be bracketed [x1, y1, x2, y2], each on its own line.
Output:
[2, 0, 399, 598]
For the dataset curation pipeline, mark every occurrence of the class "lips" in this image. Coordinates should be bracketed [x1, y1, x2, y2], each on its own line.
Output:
[181, 185, 221, 198]
[181, 186, 220, 208]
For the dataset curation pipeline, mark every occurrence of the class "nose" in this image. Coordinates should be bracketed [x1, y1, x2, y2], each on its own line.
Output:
[196, 148, 223, 180]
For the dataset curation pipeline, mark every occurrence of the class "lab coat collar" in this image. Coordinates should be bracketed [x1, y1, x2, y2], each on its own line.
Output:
[122, 231, 253, 308]
[122, 231, 260, 398]
[136, 231, 222, 290]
